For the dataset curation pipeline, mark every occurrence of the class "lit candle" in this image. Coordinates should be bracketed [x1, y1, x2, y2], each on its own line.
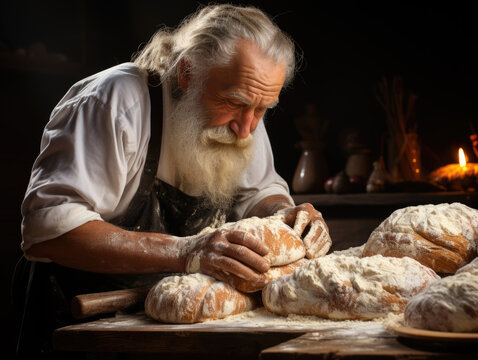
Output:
[459, 147, 467, 169]
[429, 147, 478, 192]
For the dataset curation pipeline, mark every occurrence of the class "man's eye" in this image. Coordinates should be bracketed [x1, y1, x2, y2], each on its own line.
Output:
[227, 100, 242, 107]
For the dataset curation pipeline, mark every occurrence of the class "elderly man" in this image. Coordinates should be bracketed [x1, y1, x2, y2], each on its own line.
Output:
[17, 3, 331, 354]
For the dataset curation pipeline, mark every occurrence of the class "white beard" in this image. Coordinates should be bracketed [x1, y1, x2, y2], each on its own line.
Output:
[167, 84, 254, 209]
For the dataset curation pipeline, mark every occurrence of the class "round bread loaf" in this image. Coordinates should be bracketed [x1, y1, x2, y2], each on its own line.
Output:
[404, 257, 478, 332]
[262, 254, 440, 320]
[145, 273, 258, 323]
[146, 217, 308, 323]
[363, 203, 478, 274]
[219, 216, 306, 266]
[221, 217, 306, 292]
[198, 216, 307, 292]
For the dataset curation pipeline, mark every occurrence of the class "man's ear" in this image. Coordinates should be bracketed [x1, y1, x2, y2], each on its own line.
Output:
[178, 58, 191, 91]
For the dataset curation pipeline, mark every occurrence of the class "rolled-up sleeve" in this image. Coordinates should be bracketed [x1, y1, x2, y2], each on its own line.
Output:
[231, 120, 294, 220]
[21, 95, 134, 259]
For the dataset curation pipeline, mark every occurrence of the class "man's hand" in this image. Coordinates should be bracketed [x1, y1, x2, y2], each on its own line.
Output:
[273, 203, 332, 259]
[182, 228, 270, 286]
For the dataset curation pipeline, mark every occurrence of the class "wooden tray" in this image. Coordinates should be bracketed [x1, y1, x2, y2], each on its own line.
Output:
[391, 325, 478, 343]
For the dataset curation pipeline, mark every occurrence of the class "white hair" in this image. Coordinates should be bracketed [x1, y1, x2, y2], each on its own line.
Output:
[132, 4, 297, 92]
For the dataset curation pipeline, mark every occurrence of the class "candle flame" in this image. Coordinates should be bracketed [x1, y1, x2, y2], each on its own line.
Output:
[459, 148, 467, 167]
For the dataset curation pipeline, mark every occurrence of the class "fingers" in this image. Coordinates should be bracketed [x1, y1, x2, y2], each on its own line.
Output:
[220, 230, 270, 273]
[222, 242, 270, 273]
[193, 229, 271, 282]
[203, 255, 267, 285]
[211, 269, 268, 291]
[227, 230, 269, 256]
[293, 210, 310, 235]
[288, 203, 317, 236]
[303, 218, 332, 259]
[278, 203, 332, 259]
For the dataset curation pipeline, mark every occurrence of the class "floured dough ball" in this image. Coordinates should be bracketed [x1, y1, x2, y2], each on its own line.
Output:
[145, 273, 257, 323]
[404, 257, 478, 332]
[219, 216, 306, 266]
[197, 216, 308, 293]
[262, 254, 439, 320]
[363, 203, 478, 274]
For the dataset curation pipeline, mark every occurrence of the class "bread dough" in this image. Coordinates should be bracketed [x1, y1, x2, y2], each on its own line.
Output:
[193, 216, 308, 292]
[262, 254, 440, 320]
[404, 257, 478, 332]
[145, 273, 258, 323]
[145, 217, 310, 323]
[363, 203, 478, 274]
[200, 216, 307, 266]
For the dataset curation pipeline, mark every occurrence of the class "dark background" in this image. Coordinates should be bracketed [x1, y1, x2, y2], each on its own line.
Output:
[1, 0, 476, 356]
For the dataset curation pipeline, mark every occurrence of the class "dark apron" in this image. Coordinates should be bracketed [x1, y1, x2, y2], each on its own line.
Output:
[12, 76, 231, 354]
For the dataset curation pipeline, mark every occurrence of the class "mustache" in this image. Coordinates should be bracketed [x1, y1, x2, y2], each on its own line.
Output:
[200, 125, 253, 148]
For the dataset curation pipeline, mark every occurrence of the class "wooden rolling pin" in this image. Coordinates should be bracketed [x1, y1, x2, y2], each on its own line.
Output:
[71, 287, 150, 319]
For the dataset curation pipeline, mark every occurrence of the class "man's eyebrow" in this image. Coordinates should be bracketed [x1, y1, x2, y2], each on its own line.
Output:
[226, 92, 279, 108]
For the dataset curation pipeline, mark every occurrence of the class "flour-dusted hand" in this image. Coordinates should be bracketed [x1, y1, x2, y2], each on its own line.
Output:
[273, 203, 332, 259]
[182, 228, 270, 286]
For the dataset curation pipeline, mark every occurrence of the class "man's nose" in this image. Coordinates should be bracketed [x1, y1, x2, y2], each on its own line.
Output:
[230, 109, 255, 139]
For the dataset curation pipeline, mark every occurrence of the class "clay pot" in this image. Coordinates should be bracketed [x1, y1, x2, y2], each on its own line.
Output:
[345, 149, 373, 180]
[292, 141, 328, 193]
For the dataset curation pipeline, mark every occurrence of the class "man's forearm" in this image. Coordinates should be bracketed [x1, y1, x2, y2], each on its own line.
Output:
[26, 220, 187, 274]
[245, 194, 294, 218]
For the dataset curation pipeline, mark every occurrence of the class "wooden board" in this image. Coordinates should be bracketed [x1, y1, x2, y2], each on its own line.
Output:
[391, 326, 478, 343]
[52, 311, 393, 355]
[52, 311, 309, 356]
[52, 311, 478, 359]
[261, 324, 478, 359]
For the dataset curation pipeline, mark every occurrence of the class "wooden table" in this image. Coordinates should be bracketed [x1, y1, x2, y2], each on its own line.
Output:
[53, 310, 478, 359]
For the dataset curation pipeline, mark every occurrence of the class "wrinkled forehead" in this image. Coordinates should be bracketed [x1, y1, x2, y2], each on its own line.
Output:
[205, 39, 286, 105]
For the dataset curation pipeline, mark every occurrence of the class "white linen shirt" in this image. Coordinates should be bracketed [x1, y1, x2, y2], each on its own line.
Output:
[21, 63, 293, 260]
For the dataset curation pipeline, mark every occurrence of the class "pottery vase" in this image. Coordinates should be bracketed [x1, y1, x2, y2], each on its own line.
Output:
[292, 141, 328, 193]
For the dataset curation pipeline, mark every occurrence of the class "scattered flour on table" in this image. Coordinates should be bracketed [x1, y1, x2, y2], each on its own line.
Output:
[82, 308, 405, 335]
[201, 306, 403, 330]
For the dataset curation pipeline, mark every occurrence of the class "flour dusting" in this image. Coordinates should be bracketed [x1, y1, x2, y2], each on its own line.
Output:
[293, 210, 309, 234]
[332, 244, 365, 257]
[263, 253, 439, 320]
[363, 203, 478, 273]
[404, 258, 478, 332]
[203, 306, 402, 331]
[145, 273, 256, 323]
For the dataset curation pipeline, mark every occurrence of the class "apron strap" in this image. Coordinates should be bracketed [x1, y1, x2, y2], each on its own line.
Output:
[112, 74, 164, 231]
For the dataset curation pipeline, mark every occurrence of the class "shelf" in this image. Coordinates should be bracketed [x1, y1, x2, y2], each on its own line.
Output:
[292, 191, 478, 207]
[291, 191, 478, 250]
